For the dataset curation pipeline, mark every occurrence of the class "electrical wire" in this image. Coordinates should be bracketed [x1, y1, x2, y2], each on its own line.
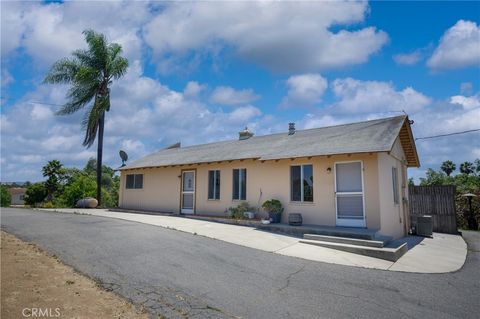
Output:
[415, 128, 480, 141]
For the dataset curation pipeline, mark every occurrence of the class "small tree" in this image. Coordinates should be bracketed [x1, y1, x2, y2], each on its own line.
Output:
[441, 160, 456, 177]
[24, 183, 47, 207]
[460, 162, 475, 175]
[1, 185, 11, 207]
[42, 160, 64, 201]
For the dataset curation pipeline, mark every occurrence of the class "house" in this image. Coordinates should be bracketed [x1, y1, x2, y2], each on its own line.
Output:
[9, 187, 27, 205]
[119, 115, 419, 239]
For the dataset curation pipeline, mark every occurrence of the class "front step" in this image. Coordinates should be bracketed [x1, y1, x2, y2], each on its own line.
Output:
[303, 234, 385, 248]
[299, 239, 408, 262]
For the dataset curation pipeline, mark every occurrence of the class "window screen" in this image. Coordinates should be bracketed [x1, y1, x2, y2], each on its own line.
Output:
[208, 170, 221, 200]
[233, 169, 246, 200]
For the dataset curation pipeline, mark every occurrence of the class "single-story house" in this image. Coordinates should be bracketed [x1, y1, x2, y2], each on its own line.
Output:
[119, 115, 419, 239]
[9, 187, 27, 205]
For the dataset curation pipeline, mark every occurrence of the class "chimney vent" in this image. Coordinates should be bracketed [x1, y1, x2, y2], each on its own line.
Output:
[288, 122, 295, 135]
[239, 127, 254, 140]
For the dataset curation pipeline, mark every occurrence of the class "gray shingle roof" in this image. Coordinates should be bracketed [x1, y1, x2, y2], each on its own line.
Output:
[121, 115, 408, 170]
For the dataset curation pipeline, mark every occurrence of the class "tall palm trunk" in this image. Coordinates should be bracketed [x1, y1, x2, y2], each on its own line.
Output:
[96, 111, 105, 206]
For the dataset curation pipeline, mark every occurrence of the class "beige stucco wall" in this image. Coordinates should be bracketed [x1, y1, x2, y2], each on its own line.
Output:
[120, 153, 382, 230]
[377, 137, 409, 239]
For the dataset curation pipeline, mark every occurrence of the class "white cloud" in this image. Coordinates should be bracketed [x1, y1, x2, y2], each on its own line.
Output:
[427, 20, 480, 71]
[228, 105, 262, 122]
[331, 78, 431, 114]
[0, 62, 270, 181]
[1, 68, 14, 87]
[393, 51, 422, 65]
[281, 74, 328, 108]
[209, 86, 260, 106]
[450, 94, 480, 110]
[1, 1, 151, 67]
[143, 1, 388, 73]
[460, 82, 473, 95]
[183, 81, 206, 99]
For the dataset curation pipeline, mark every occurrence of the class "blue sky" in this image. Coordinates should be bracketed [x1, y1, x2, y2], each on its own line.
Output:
[1, 1, 479, 182]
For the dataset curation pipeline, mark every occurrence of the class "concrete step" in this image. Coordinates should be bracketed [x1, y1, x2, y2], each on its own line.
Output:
[258, 224, 377, 240]
[303, 234, 385, 248]
[299, 239, 408, 262]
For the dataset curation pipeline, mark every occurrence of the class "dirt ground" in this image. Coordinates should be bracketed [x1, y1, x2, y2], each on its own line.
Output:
[1, 231, 149, 319]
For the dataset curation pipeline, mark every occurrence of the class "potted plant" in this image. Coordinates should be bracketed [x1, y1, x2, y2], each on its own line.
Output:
[262, 199, 284, 223]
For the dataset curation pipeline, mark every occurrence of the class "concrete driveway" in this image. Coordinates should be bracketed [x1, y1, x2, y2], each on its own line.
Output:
[1, 208, 479, 319]
[41, 208, 467, 273]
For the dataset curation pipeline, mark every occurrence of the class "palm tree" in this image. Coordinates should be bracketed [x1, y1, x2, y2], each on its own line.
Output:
[44, 30, 129, 206]
[440, 160, 456, 176]
[460, 161, 475, 175]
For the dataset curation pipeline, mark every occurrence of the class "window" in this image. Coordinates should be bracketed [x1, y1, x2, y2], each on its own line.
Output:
[208, 170, 221, 200]
[233, 169, 246, 200]
[392, 167, 399, 204]
[19, 195, 25, 200]
[126, 174, 143, 189]
[291, 164, 313, 202]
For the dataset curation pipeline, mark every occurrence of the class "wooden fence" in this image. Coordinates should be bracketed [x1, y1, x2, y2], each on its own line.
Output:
[409, 185, 458, 234]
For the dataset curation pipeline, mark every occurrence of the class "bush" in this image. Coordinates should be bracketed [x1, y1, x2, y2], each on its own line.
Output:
[227, 202, 254, 219]
[42, 201, 55, 208]
[24, 183, 47, 207]
[1, 185, 11, 207]
[262, 199, 284, 214]
[57, 175, 96, 207]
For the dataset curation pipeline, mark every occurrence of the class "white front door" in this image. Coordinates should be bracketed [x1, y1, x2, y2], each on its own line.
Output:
[181, 170, 195, 214]
[335, 161, 365, 227]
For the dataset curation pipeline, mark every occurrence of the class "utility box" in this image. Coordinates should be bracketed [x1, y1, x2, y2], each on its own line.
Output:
[417, 215, 433, 237]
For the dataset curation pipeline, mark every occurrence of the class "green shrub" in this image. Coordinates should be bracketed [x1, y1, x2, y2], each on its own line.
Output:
[262, 199, 284, 214]
[42, 201, 55, 208]
[227, 202, 254, 219]
[57, 175, 96, 207]
[24, 183, 47, 207]
[1, 185, 11, 207]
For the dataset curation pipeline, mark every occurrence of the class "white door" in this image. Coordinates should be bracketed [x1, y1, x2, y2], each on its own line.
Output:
[335, 161, 365, 227]
[181, 171, 195, 214]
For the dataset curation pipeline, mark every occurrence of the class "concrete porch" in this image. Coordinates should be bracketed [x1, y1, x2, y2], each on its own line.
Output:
[258, 223, 380, 240]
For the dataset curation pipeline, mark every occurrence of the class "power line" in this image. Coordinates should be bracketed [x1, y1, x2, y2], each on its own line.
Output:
[415, 128, 480, 141]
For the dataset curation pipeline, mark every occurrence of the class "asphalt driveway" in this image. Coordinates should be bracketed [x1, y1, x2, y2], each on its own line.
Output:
[1, 208, 479, 319]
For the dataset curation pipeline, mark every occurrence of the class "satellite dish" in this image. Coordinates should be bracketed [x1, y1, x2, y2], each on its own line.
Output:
[119, 150, 128, 167]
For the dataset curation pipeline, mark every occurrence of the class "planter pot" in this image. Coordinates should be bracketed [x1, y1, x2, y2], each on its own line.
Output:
[268, 212, 281, 223]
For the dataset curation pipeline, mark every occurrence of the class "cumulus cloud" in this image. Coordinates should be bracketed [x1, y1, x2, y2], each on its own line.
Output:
[143, 1, 388, 73]
[0, 63, 267, 181]
[1, 1, 151, 67]
[330, 78, 431, 114]
[450, 94, 480, 110]
[209, 86, 260, 106]
[393, 51, 423, 65]
[427, 20, 480, 71]
[183, 81, 206, 99]
[281, 74, 328, 108]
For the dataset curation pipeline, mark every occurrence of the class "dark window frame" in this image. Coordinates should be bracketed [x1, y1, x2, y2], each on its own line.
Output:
[126, 174, 143, 189]
[290, 164, 313, 202]
[232, 168, 247, 200]
[208, 170, 221, 200]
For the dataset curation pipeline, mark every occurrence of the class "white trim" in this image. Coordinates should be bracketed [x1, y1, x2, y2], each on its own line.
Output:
[181, 170, 195, 214]
[334, 160, 366, 227]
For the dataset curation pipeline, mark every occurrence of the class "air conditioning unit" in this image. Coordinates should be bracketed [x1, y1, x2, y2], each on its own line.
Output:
[417, 215, 433, 237]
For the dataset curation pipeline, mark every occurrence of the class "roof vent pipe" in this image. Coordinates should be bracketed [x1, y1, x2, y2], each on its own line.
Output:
[288, 122, 295, 135]
[239, 127, 254, 140]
